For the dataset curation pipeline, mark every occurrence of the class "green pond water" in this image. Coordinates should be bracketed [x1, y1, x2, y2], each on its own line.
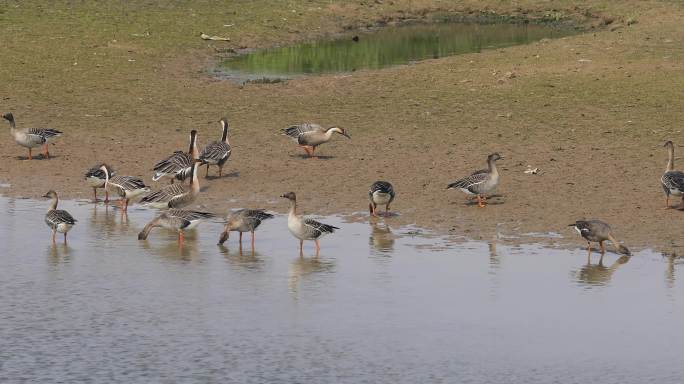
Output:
[220, 22, 572, 80]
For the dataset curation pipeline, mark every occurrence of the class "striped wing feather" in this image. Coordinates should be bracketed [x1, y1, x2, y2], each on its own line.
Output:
[447, 172, 489, 191]
[282, 123, 323, 141]
[662, 171, 684, 191]
[46, 209, 77, 226]
[303, 218, 338, 238]
[153, 151, 192, 181]
[199, 141, 231, 164]
[141, 184, 188, 204]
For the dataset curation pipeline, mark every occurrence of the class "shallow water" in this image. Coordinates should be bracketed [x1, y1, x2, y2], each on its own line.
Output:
[219, 22, 572, 82]
[1, 196, 684, 383]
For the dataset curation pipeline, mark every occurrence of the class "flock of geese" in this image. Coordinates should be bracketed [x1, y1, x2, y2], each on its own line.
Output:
[4, 111, 684, 258]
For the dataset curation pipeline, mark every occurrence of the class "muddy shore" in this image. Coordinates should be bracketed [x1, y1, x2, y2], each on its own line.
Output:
[0, 1, 682, 252]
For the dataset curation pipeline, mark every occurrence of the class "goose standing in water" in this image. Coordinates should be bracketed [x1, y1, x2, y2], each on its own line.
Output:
[43, 190, 77, 243]
[141, 160, 201, 209]
[369, 181, 395, 217]
[138, 209, 215, 244]
[282, 123, 350, 159]
[3, 112, 62, 160]
[218, 209, 274, 248]
[100, 165, 150, 212]
[569, 220, 630, 257]
[199, 117, 232, 178]
[152, 130, 199, 183]
[85, 163, 115, 203]
[661, 140, 684, 209]
[447, 153, 502, 208]
[281, 192, 338, 254]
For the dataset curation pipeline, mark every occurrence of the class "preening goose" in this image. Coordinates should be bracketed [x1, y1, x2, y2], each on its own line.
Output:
[141, 161, 201, 209]
[85, 163, 115, 203]
[447, 153, 502, 208]
[3, 112, 62, 160]
[100, 165, 150, 212]
[43, 190, 77, 243]
[282, 123, 350, 158]
[281, 191, 338, 254]
[199, 117, 232, 178]
[152, 130, 199, 183]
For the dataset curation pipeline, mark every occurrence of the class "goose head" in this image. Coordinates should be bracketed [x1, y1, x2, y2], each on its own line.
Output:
[280, 192, 297, 201]
[664, 140, 674, 149]
[488, 153, 502, 162]
[2, 112, 14, 123]
[329, 126, 350, 139]
[43, 190, 58, 199]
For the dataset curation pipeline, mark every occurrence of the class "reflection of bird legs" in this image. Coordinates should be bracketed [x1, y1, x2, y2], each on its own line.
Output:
[64, 232, 68, 244]
[315, 240, 320, 257]
[299, 240, 304, 256]
[52, 229, 56, 243]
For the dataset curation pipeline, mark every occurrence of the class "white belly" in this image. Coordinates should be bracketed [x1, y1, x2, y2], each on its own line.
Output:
[56, 223, 73, 234]
[287, 216, 307, 240]
[460, 188, 476, 196]
[670, 188, 683, 196]
[372, 191, 392, 205]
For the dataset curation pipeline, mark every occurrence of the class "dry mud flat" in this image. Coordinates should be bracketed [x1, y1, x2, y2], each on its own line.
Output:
[0, 1, 683, 251]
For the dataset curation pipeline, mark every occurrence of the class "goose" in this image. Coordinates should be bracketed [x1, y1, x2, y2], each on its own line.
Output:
[199, 117, 232, 178]
[281, 123, 350, 158]
[281, 191, 338, 254]
[661, 140, 684, 209]
[368, 181, 395, 217]
[3, 112, 62, 160]
[152, 130, 199, 183]
[85, 163, 115, 203]
[43, 190, 77, 243]
[569, 220, 630, 256]
[140, 160, 201, 209]
[99, 165, 150, 212]
[447, 153, 502, 207]
[218, 209, 274, 248]
[138, 209, 215, 243]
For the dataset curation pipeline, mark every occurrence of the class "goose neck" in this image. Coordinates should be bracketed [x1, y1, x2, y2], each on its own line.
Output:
[48, 196, 58, 211]
[667, 145, 675, 172]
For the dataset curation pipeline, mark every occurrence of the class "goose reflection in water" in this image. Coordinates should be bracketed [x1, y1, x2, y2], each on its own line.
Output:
[575, 255, 631, 287]
[218, 244, 264, 271]
[664, 249, 683, 289]
[139, 232, 200, 262]
[369, 220, 395, 255]
[288, 256, 335, 296]
[47, 243, 72, 263]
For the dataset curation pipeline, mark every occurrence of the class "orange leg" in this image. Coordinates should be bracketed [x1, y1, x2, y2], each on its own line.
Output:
[310, 146, 318, 159]
[104, 190, 109, 204]
[477, 195, 486, 208]
[218, 166, 223, 178]
[43, 144, 50, 159]
[28, 148, 33, 160]
[299, 239, 304, 255]
[51, 230, 56, 243]
[301, 146, 312, 157]
[679, 196, 684, 210]
[599, 241, 605, 254]
[205, 164, 210, 178]
[587, 242, 592, 259]
[251, 230, 255, 250]
[178, 231, 185, 244]
[315, 239, 321, 252]
[93, 188, 98, 202]
[664, 196, 670, 209]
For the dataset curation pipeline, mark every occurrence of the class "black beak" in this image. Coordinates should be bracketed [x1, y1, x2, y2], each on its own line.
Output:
[342, 132, 351, 139]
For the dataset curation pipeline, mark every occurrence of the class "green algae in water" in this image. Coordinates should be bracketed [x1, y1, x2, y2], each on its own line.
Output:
[221, 22, 571, 78]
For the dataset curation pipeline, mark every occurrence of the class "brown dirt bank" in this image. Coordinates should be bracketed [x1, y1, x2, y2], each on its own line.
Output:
[0, 1, 682, 253]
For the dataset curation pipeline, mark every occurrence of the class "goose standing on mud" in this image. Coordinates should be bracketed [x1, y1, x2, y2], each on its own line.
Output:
[661, 140, 684, 209]
[99, 165, 150, 212]
[138, 209, 215, 244]
[218, 209, 274, 249]
[282, 123, 350, 159]
[447, 153, 502, 208]
[43, 190, 77, 243]
[199, 117, 232, 178]
[152, 130, 199, 183]
[569, 219, 630, 257]
[281, 192, 338, 254]
[3, 112, 62, 160]
[85, 163, 115, 203]
[369, 181, 395, 217]
[141, 160, 201, 209]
